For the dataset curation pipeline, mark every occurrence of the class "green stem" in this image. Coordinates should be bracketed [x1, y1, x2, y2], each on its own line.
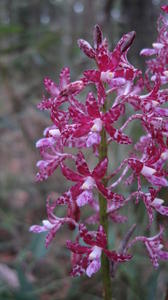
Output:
[98, 103, 112, 300]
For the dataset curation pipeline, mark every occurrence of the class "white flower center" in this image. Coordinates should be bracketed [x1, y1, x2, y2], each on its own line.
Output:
[163, 70, 168, 77]
[91, 118, 103, 132]
[152, 42, 164, 50]
[141, 165, 156, 177]
[42, 220, 55, 230]
[161, 150, 168, 160]
[152, 100, 159, 107]
[89, 246, 102, 260]
[152, 198, 164, 206]
[49, 128, 61, 137]
[81, 176, 95, 190]
[100, 71, 114, 82]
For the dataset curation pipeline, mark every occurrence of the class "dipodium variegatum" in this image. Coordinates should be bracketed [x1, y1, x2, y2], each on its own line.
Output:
[30, 5, 168, 300]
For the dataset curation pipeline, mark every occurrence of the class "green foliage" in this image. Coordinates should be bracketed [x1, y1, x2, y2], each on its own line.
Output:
[14, 267, 37, 300]
[0, 25, 23, 36]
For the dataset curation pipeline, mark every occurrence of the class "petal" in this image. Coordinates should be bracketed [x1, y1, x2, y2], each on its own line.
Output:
[118, 31, 136, 53]
[61, 163, 83, 182]
[89, 246, 102, 260]
[66, 240, 90, 254]
[140, 48, 157, 56]
[109, 77, 126, 88]
[29, 225, 47, 233]
[79, 224, 96, 246]
[77, 39, 95, 58]
[96, 180, 124, 201]
[145, 175, 168, 187]
[49, 128, 61, 137]
[45, 224, 61, 248]
[152, 42, 164, 50]
[86, 132, 101, 147]
[60, 80, 84, 97]
[109, 212, 128, 223]
[95, 180, 111, 199]
[81, 176, 95, 190]
[128, 158, 143, 174]
[115, 68, 137, 81]
[43, 77, 60, 96]
[96, 44, 109, 71]
[92, 158, 108, 179]
[96, 226, 107, 247]
[145, 242, 159, 268]
[73, 123, 92, 138]
[154, 205, 168, 216]
[70, 256, 88, 277]
[159, 250, 168, 260]
[103, 103, 125, 123]
[69, 105, 86, 122]
[76, 190, 93, 207]
[59, 67, 70, 89]
[104, 249, 132, 262]
[36, 159, 61, 182]
[37, 97, 53, 110]
[70, 182, 83, 199]
[96, 82, 106, 105]
[93, 24, 103, 49]
[161, 5, 168, 13]
[144, 196, 154, 226]
[86, 259, 101, 277]
[76, 152, 90, 176]
[36, 137, 55, 148]
[105, 125, 132, 144]
[42, 220, 55, 230]
[151, 197, 164, 206]
[49, 183, 81, 213]
[84, 69, 100, 82]
[86, 92, 100, 118]
[108, 49, 121, 70]
[155, 107, 168, 117]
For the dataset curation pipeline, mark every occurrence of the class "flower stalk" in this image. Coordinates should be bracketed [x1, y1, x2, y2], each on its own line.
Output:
[98, 102, 112, 300]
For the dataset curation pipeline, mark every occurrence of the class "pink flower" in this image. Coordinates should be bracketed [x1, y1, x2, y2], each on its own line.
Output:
[140, 9, 168, 86]
[63, 92, 131, 146]
[128, 158, 168, 187]
[35, 126, 75, 181]
[78, 26, 136, 75]
[67, 224, 131, 277]
[78, 26, 139, 105]
[129, 227, 168, 268]
[142, 187, 168, 225]
[161, 5, 168, 13]
[61, 152, 123, 207]
[38, 67, 85, 111]
[30, 196, 78, 248]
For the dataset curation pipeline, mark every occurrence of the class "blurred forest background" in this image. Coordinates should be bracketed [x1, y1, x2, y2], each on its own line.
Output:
[0, 0, 168, 299]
